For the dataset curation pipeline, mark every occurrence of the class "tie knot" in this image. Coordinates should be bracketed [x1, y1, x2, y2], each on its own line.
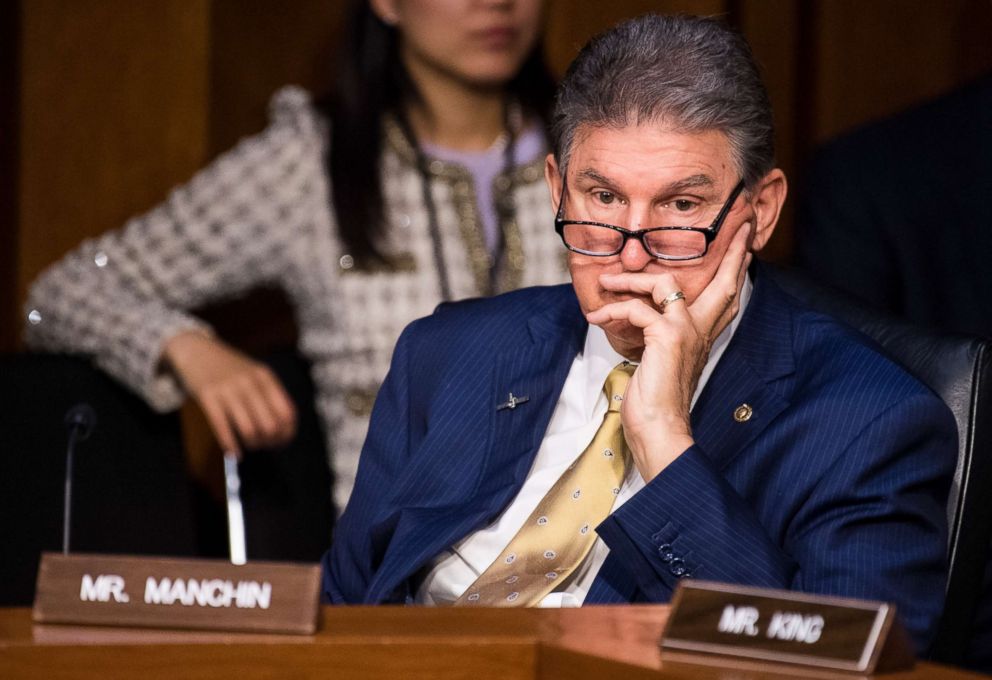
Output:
[604, 362, 635, 413]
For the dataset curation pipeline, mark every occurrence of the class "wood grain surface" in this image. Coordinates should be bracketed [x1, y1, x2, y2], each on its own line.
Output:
[0, 605, 987, 680]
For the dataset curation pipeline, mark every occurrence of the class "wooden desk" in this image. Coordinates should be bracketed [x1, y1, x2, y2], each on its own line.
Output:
[0, 605, 985, 679]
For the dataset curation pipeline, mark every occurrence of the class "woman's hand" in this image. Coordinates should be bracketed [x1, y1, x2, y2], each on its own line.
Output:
[163, 331, 297, 457]
[585, 224, 751, 482]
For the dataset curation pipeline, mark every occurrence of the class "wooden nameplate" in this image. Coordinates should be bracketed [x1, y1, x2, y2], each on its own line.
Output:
[660, 581, 915, 674]
[33, 552, 321, 634]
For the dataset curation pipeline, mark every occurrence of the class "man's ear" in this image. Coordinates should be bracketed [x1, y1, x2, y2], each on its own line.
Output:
[544, 154, 563, 213]
[748, 168, 788, 252]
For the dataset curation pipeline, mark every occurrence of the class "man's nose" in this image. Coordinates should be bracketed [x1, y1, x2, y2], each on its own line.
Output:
[619, 235, 653, 271]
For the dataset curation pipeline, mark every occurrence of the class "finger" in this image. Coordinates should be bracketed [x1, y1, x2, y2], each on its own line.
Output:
[215, 389, 260, 450]
[586, 298, 666, 330]
[199, 393, 241, 458]
[710, 249, 751, 332]
[239, 382, 283, 448]
[657, 289, 688, 313]
[242, 369, 295, 447]
[253, 369, 297, 442]
[689, 222, 750, 325]
[734, 250, 752, 308]
[599, 271, 683, 307]
[600, 271, 691, 314]
[694, 225, 751, 337]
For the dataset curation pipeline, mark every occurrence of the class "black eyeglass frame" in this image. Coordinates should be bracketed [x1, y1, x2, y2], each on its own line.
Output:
[554, 178, 747, 261]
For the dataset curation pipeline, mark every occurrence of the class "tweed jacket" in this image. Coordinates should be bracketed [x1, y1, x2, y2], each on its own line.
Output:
[24, 87, 569, 510]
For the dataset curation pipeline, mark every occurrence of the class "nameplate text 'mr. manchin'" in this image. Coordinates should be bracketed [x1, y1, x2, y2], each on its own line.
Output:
[33, 553, 320, 634]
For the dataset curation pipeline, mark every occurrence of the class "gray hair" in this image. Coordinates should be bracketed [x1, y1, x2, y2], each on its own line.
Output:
[551, 14, 775, 189]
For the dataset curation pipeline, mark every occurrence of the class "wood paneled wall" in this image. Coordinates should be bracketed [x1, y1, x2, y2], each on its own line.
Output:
[10, 1, 212, 351]
[1, 2, 21, 352]
[5, 0, 992, 353]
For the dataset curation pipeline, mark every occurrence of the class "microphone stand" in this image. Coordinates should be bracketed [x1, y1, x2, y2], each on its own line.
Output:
[62, 403, 96, 555]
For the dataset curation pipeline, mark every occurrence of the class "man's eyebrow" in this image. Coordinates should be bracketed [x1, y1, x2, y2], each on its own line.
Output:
[575, 168, 618, 188]
[664, 174, 715, 193]
[573, 170, 717, 194]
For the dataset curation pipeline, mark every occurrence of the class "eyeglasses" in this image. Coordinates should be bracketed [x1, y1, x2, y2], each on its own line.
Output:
[554, 178, 746, 261]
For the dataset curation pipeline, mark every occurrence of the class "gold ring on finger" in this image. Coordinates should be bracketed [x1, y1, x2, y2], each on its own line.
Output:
[659, 290, 686, 310]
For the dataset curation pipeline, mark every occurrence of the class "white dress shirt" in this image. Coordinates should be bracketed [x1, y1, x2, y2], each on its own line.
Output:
[416, 276, 753, 606]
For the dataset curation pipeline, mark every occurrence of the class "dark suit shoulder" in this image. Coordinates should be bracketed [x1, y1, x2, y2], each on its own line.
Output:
[406, 284, 580, 347]
[391, 285, 582, 394]
[432, 284, 578, 322]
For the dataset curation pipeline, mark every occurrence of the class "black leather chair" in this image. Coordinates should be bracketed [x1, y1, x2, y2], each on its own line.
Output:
[769, 266, 992, 669]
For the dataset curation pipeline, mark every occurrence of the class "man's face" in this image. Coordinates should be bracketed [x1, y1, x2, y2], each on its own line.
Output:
[546, 123, 768, 356]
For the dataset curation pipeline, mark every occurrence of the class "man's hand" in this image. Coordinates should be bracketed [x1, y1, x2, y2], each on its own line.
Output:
[163, 331, 297, 457]
[585, 224, 751, 482]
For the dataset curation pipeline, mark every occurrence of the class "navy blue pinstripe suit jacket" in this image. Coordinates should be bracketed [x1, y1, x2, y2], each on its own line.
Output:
[322, 263, 956, 652]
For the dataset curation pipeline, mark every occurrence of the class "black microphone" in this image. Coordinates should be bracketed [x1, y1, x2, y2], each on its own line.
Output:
[62, 403, 96, 554]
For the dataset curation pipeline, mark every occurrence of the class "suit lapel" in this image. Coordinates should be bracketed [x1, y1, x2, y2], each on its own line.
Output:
[690, 264, 797, 470]
[477, 306, 587, 503]
[367, 286, 586, 602]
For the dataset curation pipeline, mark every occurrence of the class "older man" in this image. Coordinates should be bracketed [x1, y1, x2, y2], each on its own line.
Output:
[322, 15, 955, 652]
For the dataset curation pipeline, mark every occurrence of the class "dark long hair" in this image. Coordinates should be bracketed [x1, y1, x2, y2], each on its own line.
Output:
[320, 1, 557, 265]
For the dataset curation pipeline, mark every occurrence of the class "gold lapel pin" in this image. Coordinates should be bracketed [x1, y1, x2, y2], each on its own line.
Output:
[733, 403, 753, 423]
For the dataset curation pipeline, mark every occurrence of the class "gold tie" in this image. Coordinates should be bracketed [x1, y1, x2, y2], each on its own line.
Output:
[455, 362, 636, 606]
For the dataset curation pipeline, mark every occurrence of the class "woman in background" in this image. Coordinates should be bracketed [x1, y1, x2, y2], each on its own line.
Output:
[25, 0, 565, 513]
